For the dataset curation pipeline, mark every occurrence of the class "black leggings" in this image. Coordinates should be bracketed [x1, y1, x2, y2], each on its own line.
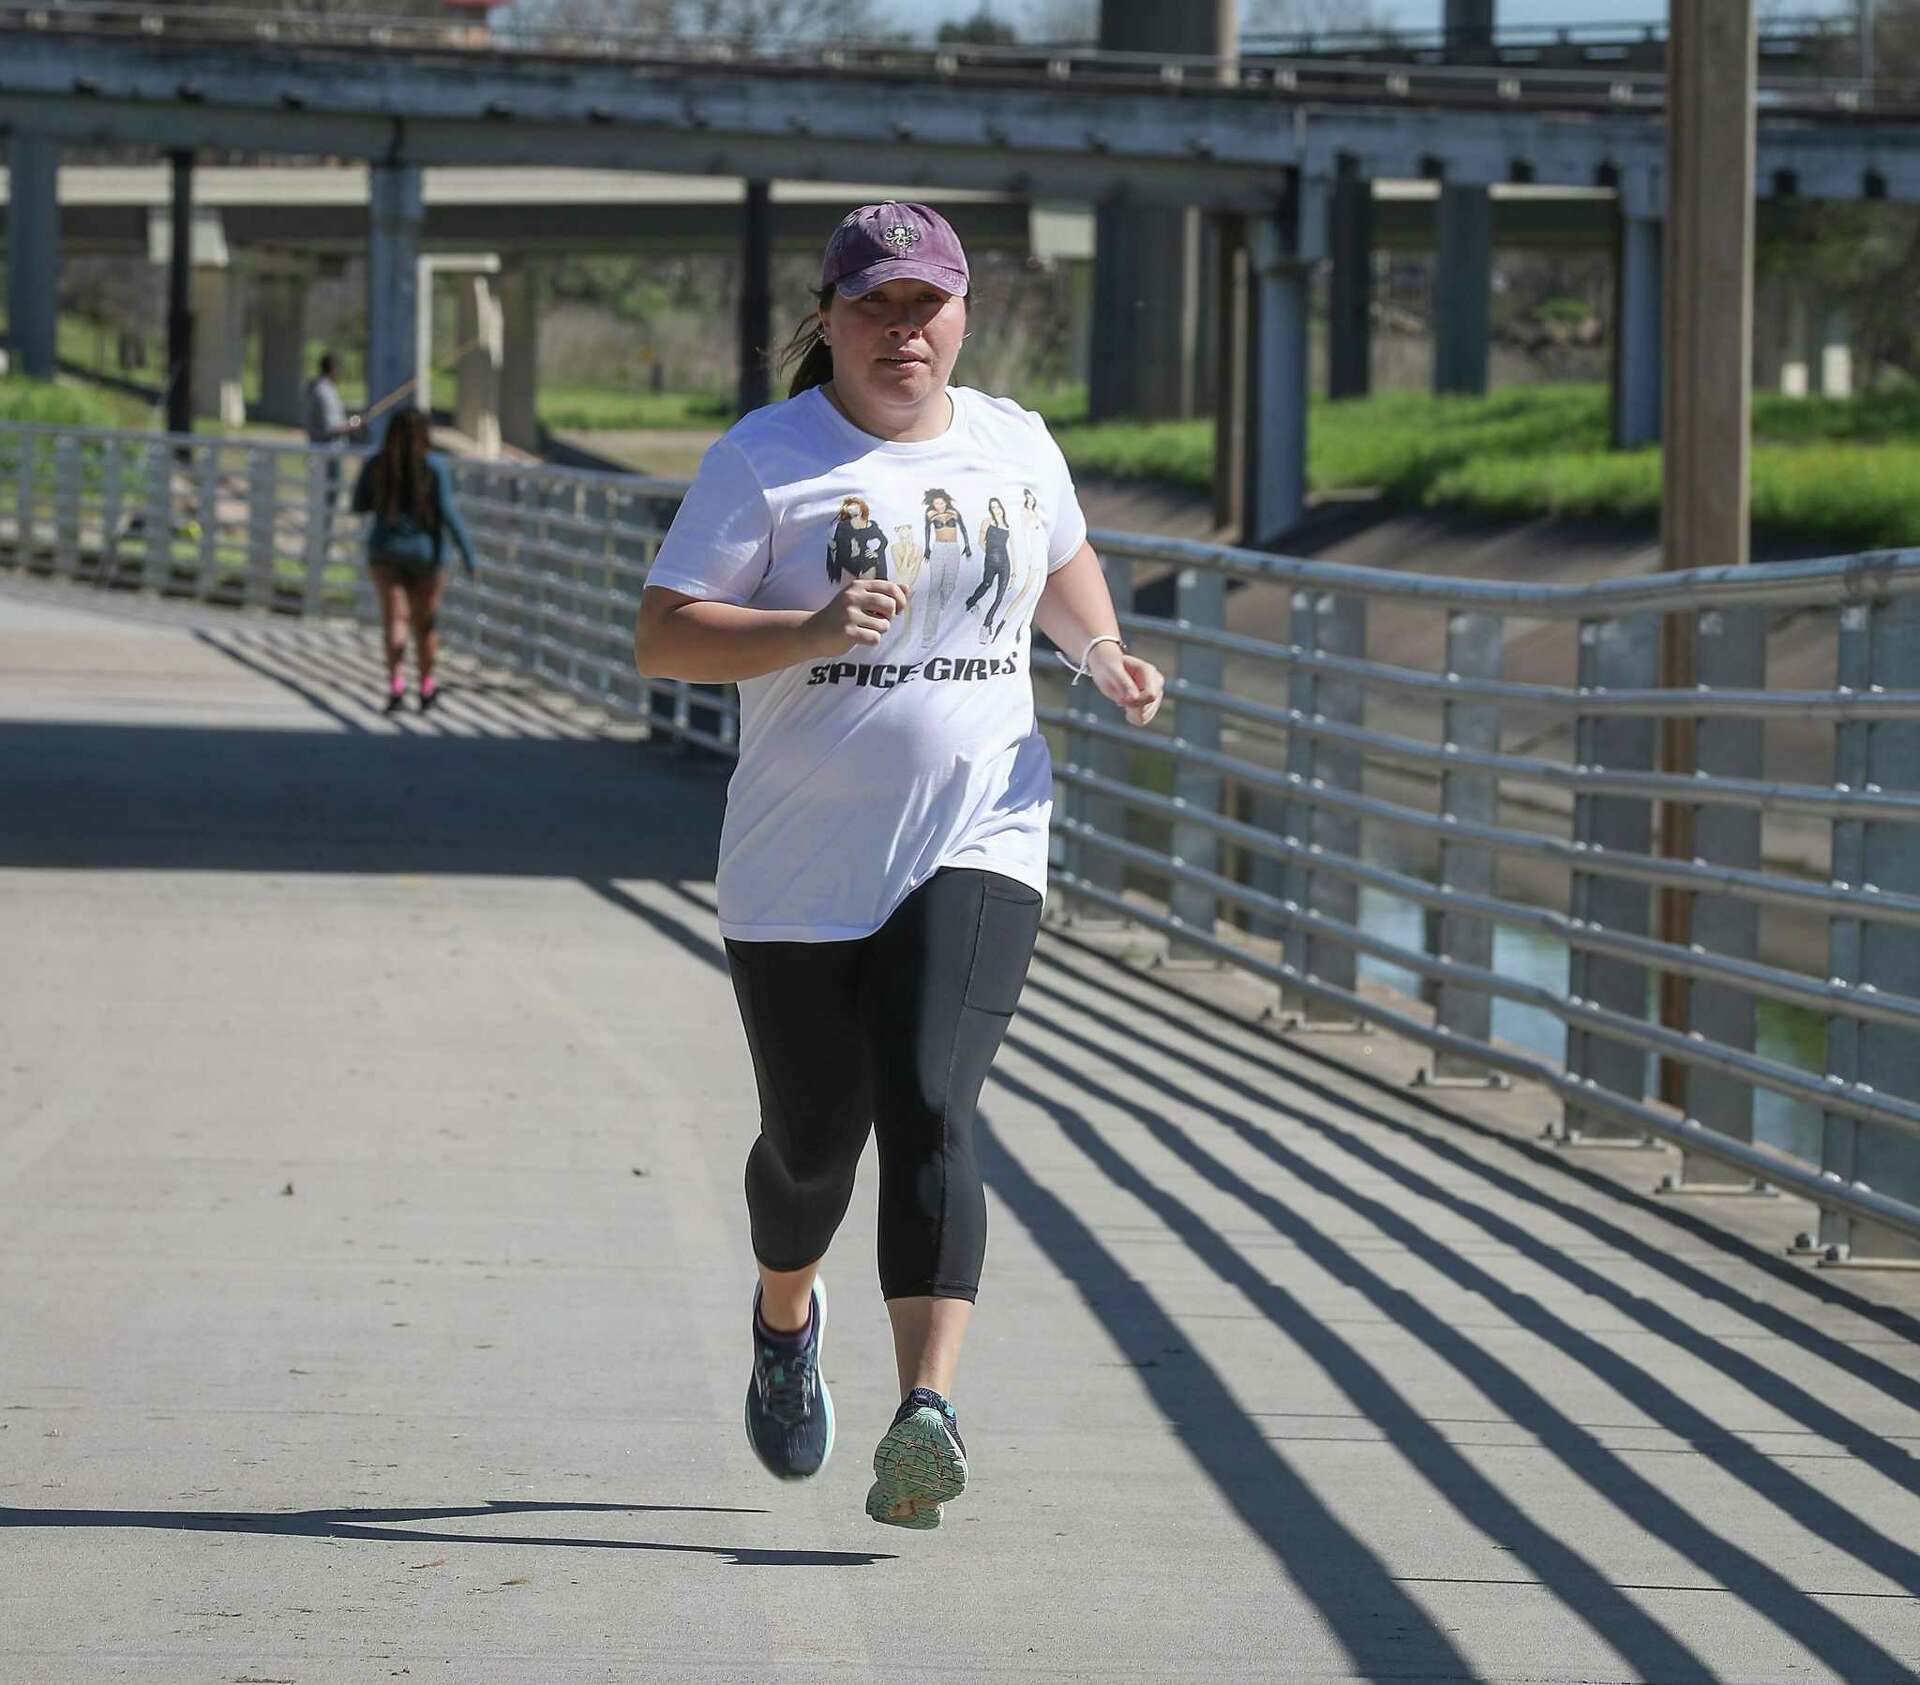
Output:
[724, 867, 1043, 1303]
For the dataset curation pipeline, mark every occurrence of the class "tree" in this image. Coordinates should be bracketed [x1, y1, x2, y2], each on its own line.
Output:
[938, 8, 1019, 47]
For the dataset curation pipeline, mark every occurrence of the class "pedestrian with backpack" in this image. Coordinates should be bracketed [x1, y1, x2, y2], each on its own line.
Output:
[352, 409, 479, 715]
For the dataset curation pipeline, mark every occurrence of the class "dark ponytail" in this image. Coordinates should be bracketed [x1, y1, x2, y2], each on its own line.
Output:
[777, 286, 836, 398]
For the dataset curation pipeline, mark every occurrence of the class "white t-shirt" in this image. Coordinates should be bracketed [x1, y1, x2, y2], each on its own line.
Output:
[645, 384, 1088, 943]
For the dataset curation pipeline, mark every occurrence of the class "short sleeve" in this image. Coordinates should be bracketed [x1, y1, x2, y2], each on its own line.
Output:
[1039, 421, 1088, 572]
[644, 436, 773, 606]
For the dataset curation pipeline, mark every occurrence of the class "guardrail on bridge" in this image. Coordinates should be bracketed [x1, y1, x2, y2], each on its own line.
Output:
[4, 417, 1918, 1265]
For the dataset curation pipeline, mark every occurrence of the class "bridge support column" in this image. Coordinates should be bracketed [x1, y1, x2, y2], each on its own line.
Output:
[190, 265, 246, 428]
[1433, 181, 1493, 396]
[454, 271, 504, 458]
[1611, 175, 1662, 448]
[737, 179, 772, 416]
[1245, 182, 1325, 544]
[5, 131, 61, 381]
[1088, 0, 1235, 421]
[367, 161, 423, 431]
[1327, 167, 1373, 400]
[1817, 300, 1854, 397]
[255, 271, 310, 430]
[499, 260, 539, 453]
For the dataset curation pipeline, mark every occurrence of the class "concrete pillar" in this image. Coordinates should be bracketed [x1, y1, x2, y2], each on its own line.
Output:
[367, 161, 423, 429]
[1327, 168, 1374, 400]
[4, 131, 60, 380]
[454, 272, 504, 457]
[1444, 0, 1496, 54]
[1611, 176, 1662, 448]
[1211, 215, 1252, 540]
[737, 179, 772, 415]
[189, 266, 246, 428]
[1778, 285, 1812, 398]
[166, 151, 194, 436]
[1088, 0, 1235, 421]
[1246, 183, 1325, 543]
[1433, 181, 1493, 396]
[1818, 300, 1854, 397]
[499, 260, 539, 453]
[1089, 204, 1195, 419]
[415, 258, 437, 417]
[256, 272, 309, 428]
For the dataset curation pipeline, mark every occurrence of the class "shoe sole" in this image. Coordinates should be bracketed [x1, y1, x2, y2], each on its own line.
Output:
[866, 1406, 966, 1529]
[743, 1277, 832, 1481]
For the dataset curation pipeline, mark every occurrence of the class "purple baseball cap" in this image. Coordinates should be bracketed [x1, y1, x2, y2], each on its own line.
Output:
[820, 202, 970, 299]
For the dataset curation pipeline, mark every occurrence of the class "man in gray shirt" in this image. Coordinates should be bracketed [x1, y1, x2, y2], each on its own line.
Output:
[303, 353, 359, 445]
[304, 353, 360, 559]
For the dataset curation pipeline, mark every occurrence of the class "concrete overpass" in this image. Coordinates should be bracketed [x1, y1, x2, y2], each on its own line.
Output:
[5, 9, 1918, 539]
[0, 163, 1049, 444]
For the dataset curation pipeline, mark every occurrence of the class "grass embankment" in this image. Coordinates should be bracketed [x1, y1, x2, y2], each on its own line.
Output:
[1048, 383, 1920, 550]
[0, 377, 132, 429]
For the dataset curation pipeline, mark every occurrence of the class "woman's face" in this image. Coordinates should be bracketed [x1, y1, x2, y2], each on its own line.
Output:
[931, 495, 950, 515]
[823, 279, 966, 415]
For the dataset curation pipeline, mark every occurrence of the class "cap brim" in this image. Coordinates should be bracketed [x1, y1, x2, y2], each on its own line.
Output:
[833, 258, 970, 299]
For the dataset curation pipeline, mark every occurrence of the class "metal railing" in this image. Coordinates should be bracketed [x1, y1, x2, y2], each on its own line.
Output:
[4, 418, 1917, 1263]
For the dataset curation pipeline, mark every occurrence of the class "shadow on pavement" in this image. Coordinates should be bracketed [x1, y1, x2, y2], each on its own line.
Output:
[0, 720, 726, 879]
[1006, 961, 1920, 1680]
[0, 1500, 895, 1568]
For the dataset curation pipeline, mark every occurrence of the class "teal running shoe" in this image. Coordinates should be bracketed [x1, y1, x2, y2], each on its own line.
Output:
[743, 1278, 833, 1482]
[865, 1386, 967, 1530]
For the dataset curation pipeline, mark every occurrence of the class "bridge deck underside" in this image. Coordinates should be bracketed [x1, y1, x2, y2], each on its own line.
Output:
[4, 578, 1920, 1682]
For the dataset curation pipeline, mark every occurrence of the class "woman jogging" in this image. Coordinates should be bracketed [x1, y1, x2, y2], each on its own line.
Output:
[632, 202, 1163, 1531]
[352, 409, 478, 715]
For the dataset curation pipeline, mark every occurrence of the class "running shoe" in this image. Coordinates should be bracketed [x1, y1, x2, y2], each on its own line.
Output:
[743, 1278, 833, 1482]
[865, 1386, 967, 1530]
[418, 684, 440, 714]
[382, 688, 406, 716]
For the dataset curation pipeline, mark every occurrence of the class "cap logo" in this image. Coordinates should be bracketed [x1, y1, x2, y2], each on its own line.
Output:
[882, 223, 922, 252]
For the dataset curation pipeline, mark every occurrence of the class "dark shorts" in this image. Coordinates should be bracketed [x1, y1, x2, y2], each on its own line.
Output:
[368, 551, 444, 582]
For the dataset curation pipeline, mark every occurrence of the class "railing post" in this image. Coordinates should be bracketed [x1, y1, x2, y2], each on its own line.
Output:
[1663, 605, 1768, 1193]
[98, 437, 133, 587]
[1561, 611, 1660, 1144]
[1820, 594, 1920, 1263]
[1278, 588, 1366, 1027]
[15, 430, 42, 566]
[53, 434, 81, 578]
[247, 448, 278, 610]
[1061, 548, 1134, 926]
[1165, 563, 1224, 963]
[194, 445, 218, 599]
[141, 442, 172, 593]
[1418, 609, 1507, 1085]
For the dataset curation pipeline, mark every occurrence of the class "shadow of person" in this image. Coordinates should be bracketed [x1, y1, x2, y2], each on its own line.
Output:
[0, 1499, 896, 1567]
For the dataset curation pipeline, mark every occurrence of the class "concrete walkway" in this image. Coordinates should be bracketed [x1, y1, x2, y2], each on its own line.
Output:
[5, 578, 1920, 1684]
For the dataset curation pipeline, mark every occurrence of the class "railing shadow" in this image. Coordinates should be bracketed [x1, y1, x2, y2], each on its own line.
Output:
[0, 1499, 894, 1568]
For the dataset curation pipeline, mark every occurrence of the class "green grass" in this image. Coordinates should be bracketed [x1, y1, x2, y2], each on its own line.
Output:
[0, 376, 129, 429]
[1047, 382, 1920, 549]
[538, 387, 735, 431]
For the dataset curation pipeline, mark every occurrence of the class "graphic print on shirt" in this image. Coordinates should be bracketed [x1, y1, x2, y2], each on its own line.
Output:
[918, 488, 972, 654]
[992, 486, 1046, 644]
[965, 496, 1015, 644]
[827, 495, 891, 584]
[891, 522, 925, 641]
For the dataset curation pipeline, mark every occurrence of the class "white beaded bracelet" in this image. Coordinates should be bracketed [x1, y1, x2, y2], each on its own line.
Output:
[1055, 632, 1126, 686]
